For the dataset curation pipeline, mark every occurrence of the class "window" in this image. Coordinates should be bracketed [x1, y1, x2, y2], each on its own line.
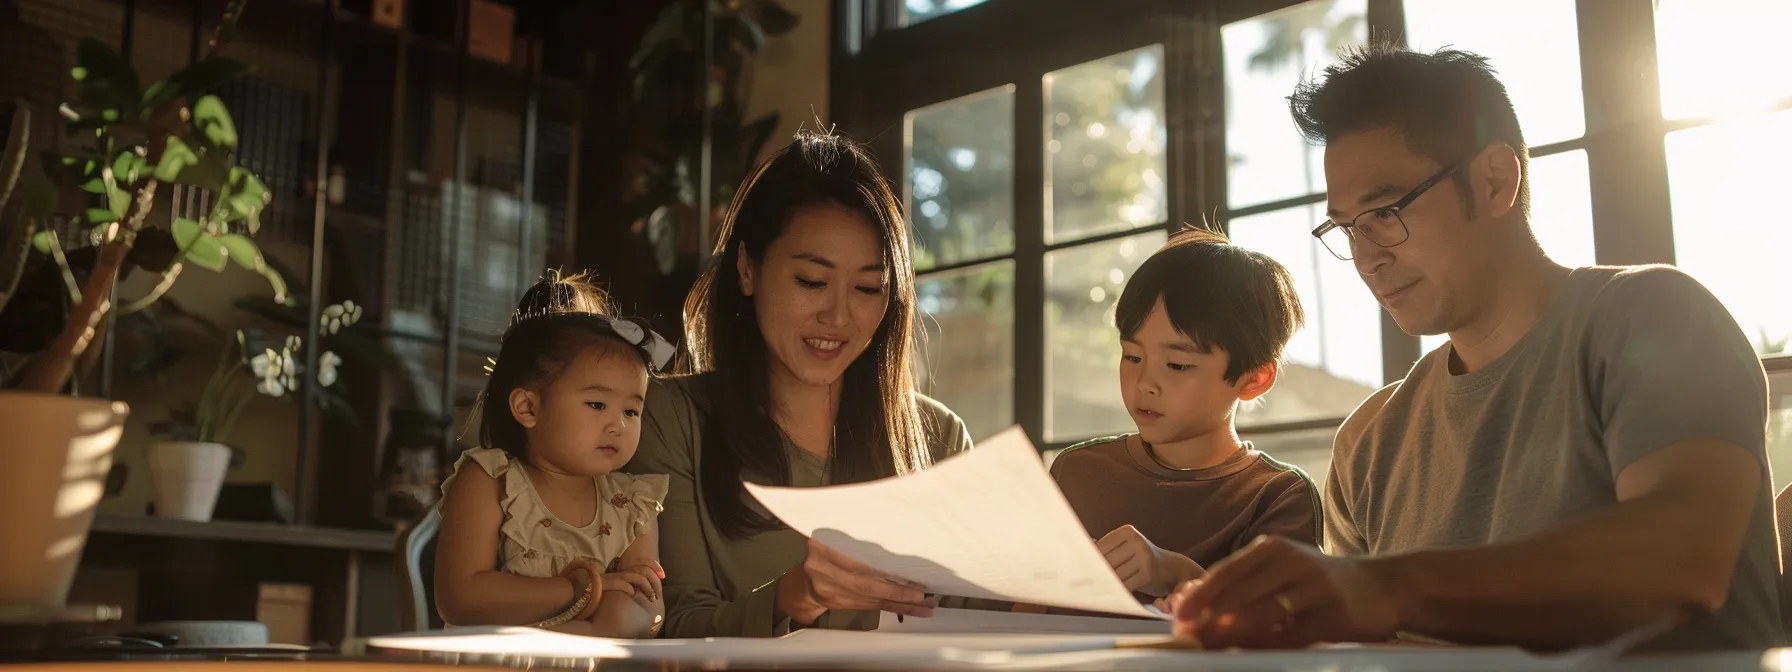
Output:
[916, 261, 1016, 442]
[1654, 0, 1792, 121]
[1768, 370, 1792, 494]
[903, 0, 992, 26]
[1222, 0, 1373, 425]
[1655, 0, 1792, 358]
[849, 0, 1792, 455]
[1045, 46, 1167, 242]
[1664, 111, 1792, 357]
[1044, 230, 1164, 440]
[903, 42, 1168, 444]
[1040, 45, 1169, 441]
[907, 87, 1016, 271]
[1404, 0, 1585, 146]
[906, 86, 1018, 440]
[1229, 206, 1383, 424]
[1221, 0, 1365, 210]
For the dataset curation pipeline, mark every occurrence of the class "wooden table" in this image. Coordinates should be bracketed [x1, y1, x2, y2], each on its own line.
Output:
[0, 652, 1782, 671]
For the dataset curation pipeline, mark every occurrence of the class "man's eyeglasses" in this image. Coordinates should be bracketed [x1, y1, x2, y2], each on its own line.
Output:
[1309, 163, 1461, 261]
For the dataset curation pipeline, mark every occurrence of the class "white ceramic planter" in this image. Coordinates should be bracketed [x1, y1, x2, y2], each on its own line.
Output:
[0, 391, 128, 610]
[147, 441, 232, 522]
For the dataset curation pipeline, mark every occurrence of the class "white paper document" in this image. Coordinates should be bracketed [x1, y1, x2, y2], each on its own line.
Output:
[361, 626, 1610, 671]
[744, 426, 1166, 619]
[361, 625, 1148, 667]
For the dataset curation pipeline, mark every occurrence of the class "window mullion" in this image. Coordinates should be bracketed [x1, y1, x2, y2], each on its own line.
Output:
[1165, 9, 1221, 231]
[1014, 75, 1048, 447]
[1577, 0, 1674, 266]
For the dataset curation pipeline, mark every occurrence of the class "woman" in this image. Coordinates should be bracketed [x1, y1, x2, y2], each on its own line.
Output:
[629, 131, 976, 638]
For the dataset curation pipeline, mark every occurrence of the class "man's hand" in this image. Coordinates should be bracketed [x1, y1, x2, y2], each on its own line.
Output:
[1169, 535, 1400, 649]
[1097, 525, 1203, 598]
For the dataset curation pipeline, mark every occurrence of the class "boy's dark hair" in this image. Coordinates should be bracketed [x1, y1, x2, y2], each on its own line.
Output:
[477, 270, 646, 459]
[1289, 43, 1529, 219]
[1114, 227, 1304, 384]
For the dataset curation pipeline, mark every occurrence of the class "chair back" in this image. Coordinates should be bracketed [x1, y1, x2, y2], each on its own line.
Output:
[1775, 483, 1792, 636]
[394, 507, 442, 632]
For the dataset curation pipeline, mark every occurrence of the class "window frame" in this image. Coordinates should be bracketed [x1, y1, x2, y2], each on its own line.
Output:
[831, 0, 1792, 452]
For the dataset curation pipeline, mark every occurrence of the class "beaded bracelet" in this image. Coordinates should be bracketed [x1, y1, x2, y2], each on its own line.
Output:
[530, 576, 596, 629]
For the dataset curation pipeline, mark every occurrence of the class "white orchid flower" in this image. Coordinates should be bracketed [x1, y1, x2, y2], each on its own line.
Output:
[317, 351, 343, 387]
[258, 377, 286, 398]
[250, 352, 271, 377]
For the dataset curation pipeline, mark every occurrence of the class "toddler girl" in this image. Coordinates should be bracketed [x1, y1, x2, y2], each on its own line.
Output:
[434, 271, 676, 638]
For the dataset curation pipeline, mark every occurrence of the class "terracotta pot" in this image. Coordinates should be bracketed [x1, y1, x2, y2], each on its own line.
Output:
[147, 441, 233, 522]
[0, 391, 128, 610]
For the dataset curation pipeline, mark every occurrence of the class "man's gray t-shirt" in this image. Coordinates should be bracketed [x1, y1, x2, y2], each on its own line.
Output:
[1325, 265, 1782, 651]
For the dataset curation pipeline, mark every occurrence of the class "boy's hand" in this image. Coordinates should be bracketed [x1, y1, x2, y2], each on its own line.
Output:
[1097, 525, 1205, 598]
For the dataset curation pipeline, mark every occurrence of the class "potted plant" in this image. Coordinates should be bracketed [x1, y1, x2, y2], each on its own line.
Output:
[147, 301, 360, 522]
[625, 0, 799, 277]
[0, 0, 284, 611]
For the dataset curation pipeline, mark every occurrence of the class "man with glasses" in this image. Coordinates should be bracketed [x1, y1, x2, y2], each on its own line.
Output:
[1165, 45, 1782, 652]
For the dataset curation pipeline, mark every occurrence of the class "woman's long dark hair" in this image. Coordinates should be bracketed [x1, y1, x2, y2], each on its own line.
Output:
[685, 131, 931, 538]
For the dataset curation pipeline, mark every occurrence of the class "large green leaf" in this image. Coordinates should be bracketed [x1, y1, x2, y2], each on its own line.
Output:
[218, 233, 263, 271]
[223, 167, 268, 227]
[219, 243, 290, 304]
[111, 150, 146, 187]
[156, 137, 229, 190]
[153, 136, 199, 182]
[84, 207, 120, 224]
[141, 57, 251, 113]
[172, 217, 227, 271]
[192, 95, 238, 149]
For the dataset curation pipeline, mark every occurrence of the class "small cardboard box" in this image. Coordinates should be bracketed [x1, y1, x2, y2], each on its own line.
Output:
[256, 582, 313, 646]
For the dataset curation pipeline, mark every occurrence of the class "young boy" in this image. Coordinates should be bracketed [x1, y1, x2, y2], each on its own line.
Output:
[1051, 227, 1321, 600]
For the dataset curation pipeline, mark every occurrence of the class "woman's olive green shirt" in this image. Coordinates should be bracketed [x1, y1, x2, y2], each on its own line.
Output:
[626, 374, 986, 638]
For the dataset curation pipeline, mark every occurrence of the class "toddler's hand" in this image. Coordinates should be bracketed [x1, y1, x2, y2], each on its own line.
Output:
[619, 559, 665, 602]
[602, 570, 656, 599]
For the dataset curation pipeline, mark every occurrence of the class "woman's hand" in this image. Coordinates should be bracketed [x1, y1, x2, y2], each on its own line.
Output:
[775, 538, 937, 626]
